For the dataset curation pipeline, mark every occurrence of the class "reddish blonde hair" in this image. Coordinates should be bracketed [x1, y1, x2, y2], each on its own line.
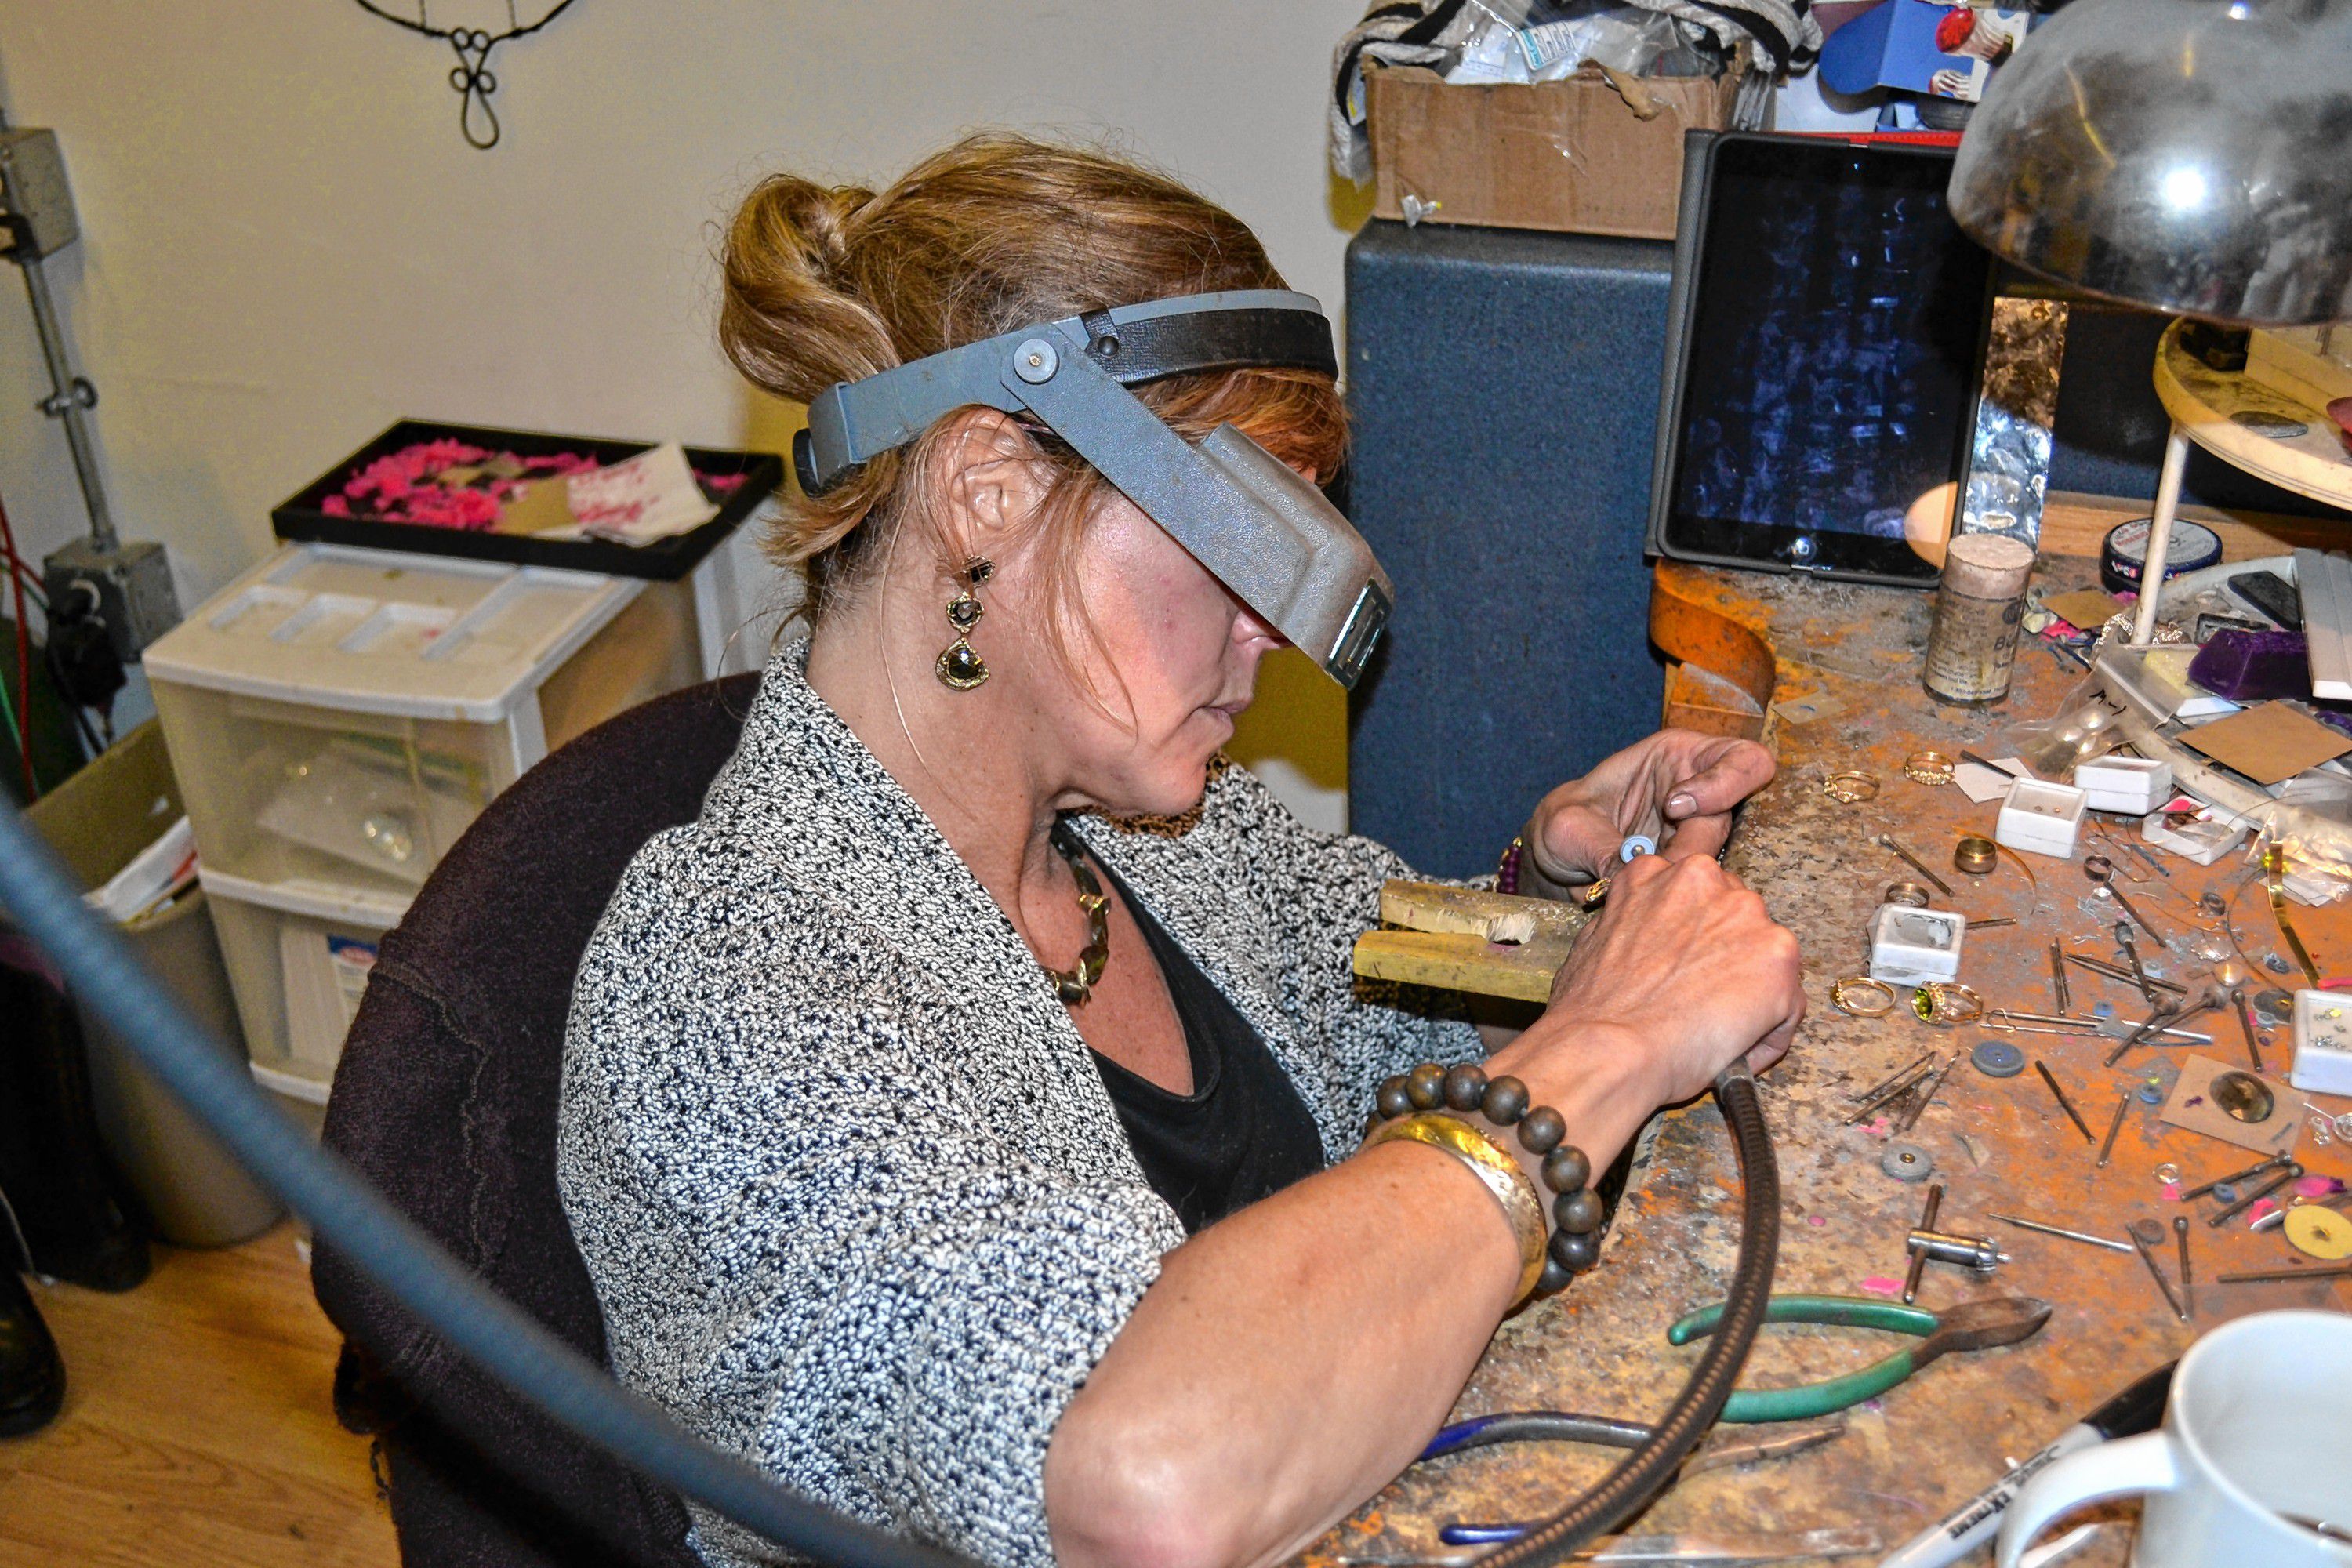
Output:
[717, 133, 1347, 630]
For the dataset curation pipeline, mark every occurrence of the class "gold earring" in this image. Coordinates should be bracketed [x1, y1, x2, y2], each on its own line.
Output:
[935, 557, 992, 690]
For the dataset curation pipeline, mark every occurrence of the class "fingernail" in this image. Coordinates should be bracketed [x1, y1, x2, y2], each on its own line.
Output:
[1666, 792, 1697, 818]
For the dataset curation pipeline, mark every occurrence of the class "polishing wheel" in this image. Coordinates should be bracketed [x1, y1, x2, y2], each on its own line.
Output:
[2284, 1204, 2352, 1261]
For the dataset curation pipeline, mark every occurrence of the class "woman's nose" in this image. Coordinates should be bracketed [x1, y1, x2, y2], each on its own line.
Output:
[1232, 601, 1287, 650]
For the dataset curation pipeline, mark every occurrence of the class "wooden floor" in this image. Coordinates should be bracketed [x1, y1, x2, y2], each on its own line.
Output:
[0, 1223, 397, 1567]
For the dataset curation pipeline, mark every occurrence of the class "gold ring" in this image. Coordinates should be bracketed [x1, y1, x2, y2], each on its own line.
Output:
[1954, 834, 1998, 875]
[1904, 750, 1956, 785]
[1884, 880, 1931, 908]
[1366, 1113, 1548, 1302]
[1912, 981, 1984, 1025]
[1831, 977, 1897, 1018]
[1822, 771, 1879, 804]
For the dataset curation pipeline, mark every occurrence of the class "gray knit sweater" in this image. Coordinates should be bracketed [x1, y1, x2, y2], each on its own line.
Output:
[557, 642, 1479, 1568]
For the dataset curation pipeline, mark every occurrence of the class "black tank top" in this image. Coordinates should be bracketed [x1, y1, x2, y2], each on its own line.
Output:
[1085, 863, 1326, 1234]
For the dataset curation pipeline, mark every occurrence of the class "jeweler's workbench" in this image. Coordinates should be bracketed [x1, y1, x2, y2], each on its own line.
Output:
[1310, 558, 2352, 1568]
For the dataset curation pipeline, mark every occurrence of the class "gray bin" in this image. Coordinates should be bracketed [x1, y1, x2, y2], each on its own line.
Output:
[23, 721, 285, 1246]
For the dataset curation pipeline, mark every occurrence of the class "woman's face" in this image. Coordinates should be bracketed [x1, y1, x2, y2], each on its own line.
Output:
[1002, 484, 1287, 819]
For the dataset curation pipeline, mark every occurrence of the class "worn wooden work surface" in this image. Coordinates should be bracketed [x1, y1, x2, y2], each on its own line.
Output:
[1308, 561, 2352, 1568]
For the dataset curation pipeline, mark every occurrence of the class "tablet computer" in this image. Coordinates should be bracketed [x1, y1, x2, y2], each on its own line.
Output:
[1646, 132, 1997, 587]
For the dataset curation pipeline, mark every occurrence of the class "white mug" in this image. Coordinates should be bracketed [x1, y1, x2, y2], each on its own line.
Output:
[1997, 1310, 2352, 1567]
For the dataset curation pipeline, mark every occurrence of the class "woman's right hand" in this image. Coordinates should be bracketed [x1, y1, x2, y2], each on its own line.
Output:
[1527, 851, 1805, 1109]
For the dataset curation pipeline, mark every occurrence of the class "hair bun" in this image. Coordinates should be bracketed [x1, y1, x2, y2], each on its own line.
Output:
[787, 180, 875, 282]
[718, 173, 895, 405]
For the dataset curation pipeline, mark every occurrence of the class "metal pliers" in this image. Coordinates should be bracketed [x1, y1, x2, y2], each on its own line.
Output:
[1668, 1293, 2053, 1424]
[1420, 1417, 1849, 1546]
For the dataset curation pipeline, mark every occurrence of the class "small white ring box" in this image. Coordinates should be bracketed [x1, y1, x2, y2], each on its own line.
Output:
[2141, 808, 2247, 866]
[1867, 903, 1967, 987]
[2075, 756, 2172, 815]
[2290, 989, 2352, 1096]
[1994, 778, 2089, 860]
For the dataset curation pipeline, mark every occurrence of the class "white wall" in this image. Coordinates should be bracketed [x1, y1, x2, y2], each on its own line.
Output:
[0, 1, 1370, 827]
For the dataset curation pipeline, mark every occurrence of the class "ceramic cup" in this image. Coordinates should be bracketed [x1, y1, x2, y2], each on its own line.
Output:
[1997, 1310, 2352, 1567]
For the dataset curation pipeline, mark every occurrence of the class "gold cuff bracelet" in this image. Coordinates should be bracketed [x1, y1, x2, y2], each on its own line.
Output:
[1367, 1112, 1548, 1304]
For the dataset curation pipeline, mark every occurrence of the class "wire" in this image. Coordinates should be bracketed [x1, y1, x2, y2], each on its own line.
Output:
[0, 664, 25, 795]
[0, 800, 975, 1568]
[0, 488, 35, 797]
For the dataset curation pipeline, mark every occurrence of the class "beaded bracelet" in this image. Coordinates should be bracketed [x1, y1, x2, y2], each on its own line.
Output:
[1367, 1060, 1605, 1303]
[1496, 836, 1524, 896]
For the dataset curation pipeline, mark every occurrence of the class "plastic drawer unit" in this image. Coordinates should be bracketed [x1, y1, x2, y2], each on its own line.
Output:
[145, 543, 702, 1101]
[197, 870, 405, 1130]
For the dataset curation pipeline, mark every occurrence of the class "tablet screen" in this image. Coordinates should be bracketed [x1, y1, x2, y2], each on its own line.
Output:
[1657, 136, 1994, 585]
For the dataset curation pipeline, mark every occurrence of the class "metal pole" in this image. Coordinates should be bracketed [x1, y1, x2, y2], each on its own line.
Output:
[16, 250, 116, 551]
[2130, 424, 2191, 646]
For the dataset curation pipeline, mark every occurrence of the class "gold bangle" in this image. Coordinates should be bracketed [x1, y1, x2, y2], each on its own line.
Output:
[1367, 1112, 1548, 1304]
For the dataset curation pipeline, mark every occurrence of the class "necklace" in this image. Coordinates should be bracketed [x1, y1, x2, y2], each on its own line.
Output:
[1044, 823, 1110, 1005]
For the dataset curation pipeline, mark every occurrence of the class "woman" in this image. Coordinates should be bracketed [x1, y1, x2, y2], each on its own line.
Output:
[558, 134, 1805, 1568]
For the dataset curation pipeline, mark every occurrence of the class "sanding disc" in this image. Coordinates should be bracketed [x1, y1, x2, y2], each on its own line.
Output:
[1881, 1143, 1934, 1182]
[2285, 1205, 2352, 1261]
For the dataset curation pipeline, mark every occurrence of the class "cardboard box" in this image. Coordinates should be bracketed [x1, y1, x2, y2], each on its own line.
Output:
[1366, 60, 1743, 241]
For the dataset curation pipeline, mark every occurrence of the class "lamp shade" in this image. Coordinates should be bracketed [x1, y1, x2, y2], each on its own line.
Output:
[1949, 0, 2352, 325]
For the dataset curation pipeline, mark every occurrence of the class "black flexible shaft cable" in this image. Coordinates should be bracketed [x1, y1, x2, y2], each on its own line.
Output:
[2, 797, 1780, 1567]
[0, 804, 975, 1568]
[1476, 1063, 1781, 1568]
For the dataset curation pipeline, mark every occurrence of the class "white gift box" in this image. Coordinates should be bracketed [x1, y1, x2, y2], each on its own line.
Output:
[2076, 756, 2173, 815]
[1867, 903, 1967, 987]
[2141, 808, 2249, 867]
[1996, 779, 2088, 860]
[2290, 989, 2352, 1096]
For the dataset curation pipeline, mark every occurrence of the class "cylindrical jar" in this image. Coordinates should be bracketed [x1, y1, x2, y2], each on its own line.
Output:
[1923, 533, 2035, 703]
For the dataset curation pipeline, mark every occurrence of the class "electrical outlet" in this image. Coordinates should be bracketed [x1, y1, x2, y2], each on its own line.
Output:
[43, 535, 180, 660]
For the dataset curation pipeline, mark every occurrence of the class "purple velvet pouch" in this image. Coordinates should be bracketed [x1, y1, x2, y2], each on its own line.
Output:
[2189, 629, 2310, 703]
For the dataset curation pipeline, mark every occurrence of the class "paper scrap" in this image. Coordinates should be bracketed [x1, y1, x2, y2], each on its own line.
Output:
[2177, 701, 2352, 786]
[564, 441, 718, 544]
[1772, 691, 1848, 726]
[495, 477, 579, 536]
[2043, 588, 2125, 634]
[2158, 1054, 2300, 1157]
[83, 816, 196, 925]
[1955, 757, 2031, 804]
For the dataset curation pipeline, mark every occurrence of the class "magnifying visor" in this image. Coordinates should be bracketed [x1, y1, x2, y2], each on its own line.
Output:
[794, 289, 1392, 688]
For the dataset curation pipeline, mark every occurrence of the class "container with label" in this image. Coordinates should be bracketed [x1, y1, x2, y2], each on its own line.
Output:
[1924, 533, 2037, 703]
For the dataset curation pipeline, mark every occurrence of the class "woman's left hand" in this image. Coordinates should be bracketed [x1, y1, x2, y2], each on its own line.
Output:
[1516, 731, 1775, 895]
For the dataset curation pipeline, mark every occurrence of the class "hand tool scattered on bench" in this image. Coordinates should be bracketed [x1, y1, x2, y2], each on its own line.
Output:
[1663, 1294, 2053, 1424]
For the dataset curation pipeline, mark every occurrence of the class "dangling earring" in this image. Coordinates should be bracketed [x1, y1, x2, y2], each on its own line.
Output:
[935, 557, 993, 690]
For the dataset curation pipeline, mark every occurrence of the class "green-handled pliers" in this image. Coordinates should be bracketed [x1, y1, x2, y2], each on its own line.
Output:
[1668, 1293, 2053, 1423]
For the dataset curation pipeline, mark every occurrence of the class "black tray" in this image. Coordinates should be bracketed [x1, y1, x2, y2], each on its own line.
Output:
[270, 419, 784, 583]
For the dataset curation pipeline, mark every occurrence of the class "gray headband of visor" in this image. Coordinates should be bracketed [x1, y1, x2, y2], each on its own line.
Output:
[794, 289, 1392, 688]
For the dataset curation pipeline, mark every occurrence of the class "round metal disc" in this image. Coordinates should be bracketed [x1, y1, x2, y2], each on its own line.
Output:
[1881, 1143, 1933, 1183]
[2284, 1206, 2352, 1262]
[2210, 1071, 2277, 1125]
[2129, 1218, 2165, 1247]
[1972, 1040, 2027, 1078]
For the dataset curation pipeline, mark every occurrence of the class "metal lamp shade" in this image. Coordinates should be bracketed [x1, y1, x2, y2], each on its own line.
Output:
[1949, 0, 2352, 326]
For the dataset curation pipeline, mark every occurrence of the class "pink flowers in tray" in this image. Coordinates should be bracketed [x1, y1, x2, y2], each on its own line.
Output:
[319, 439, 745, 534]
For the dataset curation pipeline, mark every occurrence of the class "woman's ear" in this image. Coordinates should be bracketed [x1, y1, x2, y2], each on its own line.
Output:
[936, 409, 1049, 563]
